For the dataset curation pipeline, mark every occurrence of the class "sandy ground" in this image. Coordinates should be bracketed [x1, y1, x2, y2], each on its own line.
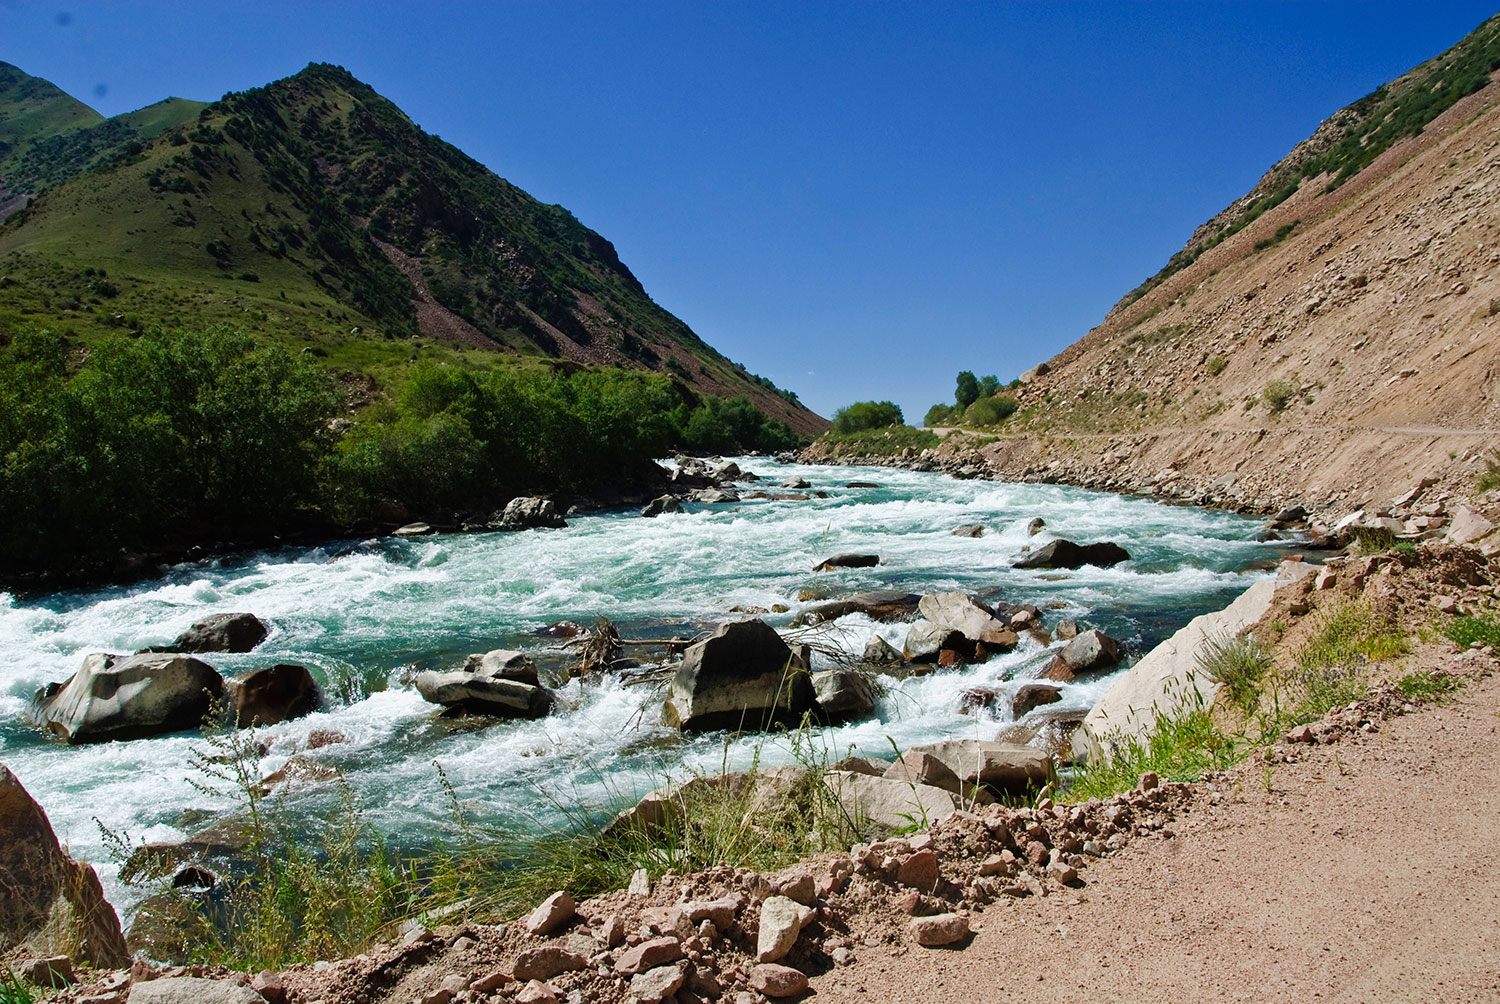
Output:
[812, 671, 1500, 1004]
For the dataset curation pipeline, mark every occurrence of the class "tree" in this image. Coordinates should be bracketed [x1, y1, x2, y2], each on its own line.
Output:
[955, 371, 980, 410]
[831, 400, 903, 434]
[923, 403, 957, 427]
[979, 374, 999, 398]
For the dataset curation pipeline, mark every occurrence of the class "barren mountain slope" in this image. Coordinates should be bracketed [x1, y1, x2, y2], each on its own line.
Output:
[902, 64, 1500, 513]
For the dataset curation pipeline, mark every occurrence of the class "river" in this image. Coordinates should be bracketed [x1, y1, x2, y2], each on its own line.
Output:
[0, 458, 1284, 914]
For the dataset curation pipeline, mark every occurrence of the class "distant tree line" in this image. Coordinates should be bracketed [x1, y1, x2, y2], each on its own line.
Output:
[924, 370, 1018, 428]
[0, 326, 799, 573]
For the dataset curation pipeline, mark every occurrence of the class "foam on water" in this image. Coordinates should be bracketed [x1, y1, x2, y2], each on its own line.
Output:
[0, 459, 1284, 912]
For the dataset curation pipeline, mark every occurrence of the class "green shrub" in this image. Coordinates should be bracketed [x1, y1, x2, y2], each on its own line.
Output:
[1064, 705, 1241, 803]
[923, 402, 958, 427]
[1444, 612, 1500, 650]
[1206, 355, 1228, 376]
[1198, 632, 1272, 712]
[830, 400, 903, 435]
[1262, 379, 1296, 413]
[822, 425, 938, 456]
[962, 394, 1018, 426]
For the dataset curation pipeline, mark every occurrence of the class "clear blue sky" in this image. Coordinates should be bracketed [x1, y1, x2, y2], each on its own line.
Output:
[6, 1, 1496, 421]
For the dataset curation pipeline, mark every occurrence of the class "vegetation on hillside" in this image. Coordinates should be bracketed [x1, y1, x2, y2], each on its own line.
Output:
[0, 325, 797, 575]
[830, 400, 902, 434]
[923, 369, 1018, 428]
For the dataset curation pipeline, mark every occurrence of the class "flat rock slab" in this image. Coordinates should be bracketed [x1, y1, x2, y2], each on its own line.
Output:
[128, 977, 266, 1003]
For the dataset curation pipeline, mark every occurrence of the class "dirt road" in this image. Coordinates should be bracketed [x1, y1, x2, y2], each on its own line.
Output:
[812, 670, 1500, 1004]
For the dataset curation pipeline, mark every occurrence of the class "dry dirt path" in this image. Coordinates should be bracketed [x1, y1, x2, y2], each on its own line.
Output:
[812, 671, 1500, 1004]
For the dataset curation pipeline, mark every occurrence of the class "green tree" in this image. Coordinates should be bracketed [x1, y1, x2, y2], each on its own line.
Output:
[978, 374, 999, 398]
[955, 371, 980, 410]
[924, 402, 957, 427]
[831, 400, 903, 434]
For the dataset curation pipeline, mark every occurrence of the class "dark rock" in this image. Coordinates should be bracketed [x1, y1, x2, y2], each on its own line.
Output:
[780, 477, 811, 489]
[227, 665, 321, 727]
[844, 481, 881, 488]
[902, 620, 967, 662]
[170, 613, 268, 654]
[640, 495, 682, 518]
[812, 669, 878, 722]
[663, 620, 818, 732]
[796, 591, 920, 625]
[496, 497, 567, 530]
[951, 524, 985, 537]
[1027, 517, 1046, 536]
[0, 766, 129, 968]
[414, 650, 552, 719]
[36, 653, 224, 744]
[1274, 505, 1309, 524]
[813, 553, 879, 571]
[1042, 629, 1123, 681]
[1012, 682, 1063, 717]
[1013, 539, 1130, 569]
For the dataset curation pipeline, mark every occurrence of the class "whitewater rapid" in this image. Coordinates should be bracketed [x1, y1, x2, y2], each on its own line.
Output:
[0, 458, 1284, 912]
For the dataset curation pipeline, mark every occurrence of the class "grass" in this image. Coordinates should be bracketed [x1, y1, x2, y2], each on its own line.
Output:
[1206, 355, 1228, 376]
[819, 424, 939, 455]
[1063, 705, 1243, 803]
[1394, 670, 1462, 703]
[1443, 612, 1500, 649]
[1197, 631, 1272, 712]
[1476, 451, 1500, 492]
[1262, 378, 1296, 413]
[0, 967, 39, 1004]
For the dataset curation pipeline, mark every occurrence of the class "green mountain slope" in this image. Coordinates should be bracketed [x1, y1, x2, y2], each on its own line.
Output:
[0, 62, 821, 434]
[0, 61, 104, 172]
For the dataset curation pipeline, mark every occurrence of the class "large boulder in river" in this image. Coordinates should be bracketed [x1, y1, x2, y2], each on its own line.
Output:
[414, 650, 552, 719]
[36, 653, 225, 744]
[795, 591, 920, 625]
[1013, 539, 1131, 570]
[497, 496, 567, 530]
[813, 553, 879, 571]
[917, 592, 1018, 651]
[641, 495, 682, 518]
[663, 620, 818, 732]
[0, 764, 129, 967]
[1042, 629, 1123, 682]
[226, 664, 322, 727]
[812, 669, 878, 722]
[902, 620, 965, 662]
[169, 612, 268, 654]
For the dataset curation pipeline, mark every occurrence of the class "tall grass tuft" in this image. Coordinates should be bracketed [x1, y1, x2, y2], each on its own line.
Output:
[1197, 631, 1272, 712]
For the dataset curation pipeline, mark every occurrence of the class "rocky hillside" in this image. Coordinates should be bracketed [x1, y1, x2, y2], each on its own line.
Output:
[815, 15, 1500, 514]
[0, 62, 822, 435]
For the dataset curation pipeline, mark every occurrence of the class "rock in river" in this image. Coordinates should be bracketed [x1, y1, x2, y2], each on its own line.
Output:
[36, 653, 225, 744]
[813, 553, 879, 571]
[496, 496, 567, 530]
[415, 650, 552, 719]
[168, 612, 268, 654]
[1013, 539, 1130, 570]
[663, 620, 817, 732]
[812, 668, 878, 722]
[227, 664, 322, 727]
[1042, 629, 1123, 682]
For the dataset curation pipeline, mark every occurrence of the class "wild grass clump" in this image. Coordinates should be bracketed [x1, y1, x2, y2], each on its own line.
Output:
[1269, 600, 1407, 725]
[1197, 631, 1272, 712]
[1262, 379, 1296, 413]
[1477, 451, 1500, 492]
[1394, 670, 1462, 703]
[1206, 355, 1228, 376]
[0, 966, 38, 1004]
[1346, 525, 1397, 554]
[1063, 705, 1242, 803]
[1444, 612, 1500, 650]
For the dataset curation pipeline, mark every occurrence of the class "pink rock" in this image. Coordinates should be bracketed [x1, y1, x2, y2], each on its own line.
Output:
[513, 946, 587, 981]
[896, 849, 939, 891]
[630, 963, 687, 1003]
[748, 963, 809, 998]
[910, 912, 970, 947]
[250, 971, 285, 1004]
[614, 935, 683, 975]
[471, 970, 512, 993]
[525, 891, 576, 936]
[516, 980, 560, 1004]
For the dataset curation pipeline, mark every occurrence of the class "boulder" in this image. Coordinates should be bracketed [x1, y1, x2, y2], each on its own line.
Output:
[910, 913, 969, 947]
[813, 553, 879, 571]
[226, 664, 321, 727]
[1075, 577, 1276, 762]
[917, 592, 1015, 649]
[36, 653, 224, 744]
[780, 477, 811, 489]
[821, 771, 960, 834]
[902, 620, 965, 662]
[951, 524, 985, 537]
[1055, 618, 1079, 640]
[1012, 682, 1063, 718]
[1042, 629, 1123, 681]
[812, 669, 878, 721]
[526, 891, 576, 936]
[640, 495, 682, 518]
[129, 978, 267, 1004]
[663, 620, 818, 732]
[0, 765, 129, 968]
[709, 460, 743, 481]
[1446, 505, 1495, 546]
[392, 522, 434, 537]
[862, 634, 903, 665]
[884, 751, 962, 794]
[1026, 517, 1046, 535]
[904, 739, 1050, 790]
[756, 895, 814, 962]
[796, 591, 920, 624]
[1013, 539, 1131, 569]
[414, 650, 552, 719]
[497, 497, 567, 530]
[169, 612, 268, 654]
[691, 487, 741, 504]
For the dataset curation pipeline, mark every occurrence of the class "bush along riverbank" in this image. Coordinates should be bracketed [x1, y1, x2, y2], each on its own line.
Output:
[0, 325, 803, 590]
[4, 538, 1497, 1003]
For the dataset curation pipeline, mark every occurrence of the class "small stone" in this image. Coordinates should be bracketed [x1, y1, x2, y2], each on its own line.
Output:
[598, 913, 626, 948]
[978, 854, 1006, 876]
[630, 963, 687, 1003]
[472, 970, 513, 993]
[1138, 771, 1159, 791]
[402, 924, 435, 946]
[516, 980, 560, 1004]
[452, 936, 476, 952]
[628, 868, 652, 896]
[756, 895, 813, 963]
[526, 890, 576, 936]
[1025, 840, 1049, 865]
[896, 849, 940, 892]
[748, 964, 809, 998]
[419, 990, 453, 1004]
[21, 957, 75, 987]
[250, 971, 285, 1004]
[1432, 595, 1459, 614]
[910, 913, 970, 947]
[514, 947, 588, 981]
[831, 947, 855, 965]
[773, 872, 817, 905]
[615, 936, 684, 975]
[1286, 724, 1315, 743]
[1048, 860, 1080, 884]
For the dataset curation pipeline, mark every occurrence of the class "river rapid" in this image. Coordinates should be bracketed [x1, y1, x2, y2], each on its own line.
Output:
[0, 458, 1285, 914]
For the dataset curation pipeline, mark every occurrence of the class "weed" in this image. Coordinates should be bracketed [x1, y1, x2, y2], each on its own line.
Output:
[1197, 631, 1272, 712]
[1394, 670, 1462, 703]
[1262, 379, 1296, 413]
[1444, 612, 1500, 649]
[1260, 763, 1276, 793]
[1476, 451, 1500, 491]
[1206, 355, 1228, 376]
[0, 967, 38, 1004]
[1063, 705, 1243, 803]
[1296, 601, 1408, 673]
[1347, 526, 1397, 554]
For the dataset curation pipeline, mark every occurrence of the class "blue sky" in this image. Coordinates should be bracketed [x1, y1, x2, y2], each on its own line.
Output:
[6, 1, 1496, 421]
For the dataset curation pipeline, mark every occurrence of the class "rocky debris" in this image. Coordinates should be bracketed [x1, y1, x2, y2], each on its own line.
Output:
[525, 891, 576, 937]
[414, 650, 553, 719]
[35, 652, 224, 744]
[167, 612, 269, 653]
[226, 664, 321, 727]
[795, 590, 921, 625]
[250, 970, 285, 1002]
[515, 980, 560, 1004]
[1445, 505, 1495, 546]
[662, 619, 818, 732]
[1013, 539, 1131, 569]
[951, 524, 985, 537]
[756, 895, 814, 962]
[512, 946, 587, 981]
[812, 668, 878, 721]
[813, 552, 879, 571]
[910, 912, 969, 947]
[1012, 682, 1063, 717]
[127, 978, 266, 1003]
[496, 497, 567, 530]
[1042, 629, 1124, 682]
[630, 962, 686, 1002]
[640, 495, 682, 518]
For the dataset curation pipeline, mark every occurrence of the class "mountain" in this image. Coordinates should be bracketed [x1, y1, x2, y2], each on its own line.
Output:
[0, 62, 822, 435]
[836, 14, 1500, 514]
